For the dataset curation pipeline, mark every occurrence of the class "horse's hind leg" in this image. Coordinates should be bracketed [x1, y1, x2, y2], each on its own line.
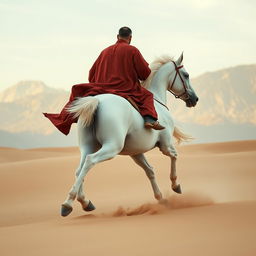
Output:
[76, 149, 96, 212]
[61, 124, 97, 216]
[76, 125, 99, 212]
[61, 141, 123, 216]
[131, 154, 163, 201]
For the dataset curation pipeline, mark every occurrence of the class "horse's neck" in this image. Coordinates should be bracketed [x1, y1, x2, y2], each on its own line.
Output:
[148, 63, 172, 105]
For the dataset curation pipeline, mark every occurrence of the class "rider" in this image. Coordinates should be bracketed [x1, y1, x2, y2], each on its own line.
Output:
[43, 26, 165, 135]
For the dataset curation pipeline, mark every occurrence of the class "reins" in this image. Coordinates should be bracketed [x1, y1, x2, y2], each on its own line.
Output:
[154, 98, 169, 111]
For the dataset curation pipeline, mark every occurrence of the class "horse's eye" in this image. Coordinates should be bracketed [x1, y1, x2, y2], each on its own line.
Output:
[184, 73, 189, 79]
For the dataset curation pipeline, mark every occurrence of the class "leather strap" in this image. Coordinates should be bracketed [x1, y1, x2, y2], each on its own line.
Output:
[154, 98, 169, 111]
[127, 97, 140, 111]
[168, 61, 188, 99]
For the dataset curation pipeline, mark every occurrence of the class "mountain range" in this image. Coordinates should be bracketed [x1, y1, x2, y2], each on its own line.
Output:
[0, 64, 255, 148]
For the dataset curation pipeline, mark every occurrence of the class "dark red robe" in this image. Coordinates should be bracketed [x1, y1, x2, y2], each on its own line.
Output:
[43, 39, 157, 135]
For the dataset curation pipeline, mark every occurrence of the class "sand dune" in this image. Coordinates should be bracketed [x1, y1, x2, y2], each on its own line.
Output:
[0, 141, 255, 255]
[0, 147, 78, 163]
[178, 140, 256, 154]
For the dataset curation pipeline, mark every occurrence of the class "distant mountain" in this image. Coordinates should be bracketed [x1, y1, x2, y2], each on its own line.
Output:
[0, 80, 69, 134]
[0, 64, 255, 148]
[0, 81, 54, 103]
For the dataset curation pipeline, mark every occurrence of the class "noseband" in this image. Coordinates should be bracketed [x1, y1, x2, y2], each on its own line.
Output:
[168, 61, 189, 99]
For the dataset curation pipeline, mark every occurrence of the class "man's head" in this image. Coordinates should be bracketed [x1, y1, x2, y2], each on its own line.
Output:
[117, 26, 132, 44]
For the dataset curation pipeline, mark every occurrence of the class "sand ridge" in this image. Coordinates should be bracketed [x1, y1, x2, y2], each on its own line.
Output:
[0, 140, 255, 255]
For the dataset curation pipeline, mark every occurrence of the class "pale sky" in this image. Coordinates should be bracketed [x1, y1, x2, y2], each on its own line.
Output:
[0, 0, 255, 91]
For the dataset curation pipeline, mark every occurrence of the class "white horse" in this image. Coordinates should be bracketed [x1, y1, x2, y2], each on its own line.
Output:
[61, 53, 198, 217]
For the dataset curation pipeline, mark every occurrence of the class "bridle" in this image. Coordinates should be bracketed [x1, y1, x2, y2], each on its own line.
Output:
[153, 60, 191, 111]
[168, 61, 189, 100]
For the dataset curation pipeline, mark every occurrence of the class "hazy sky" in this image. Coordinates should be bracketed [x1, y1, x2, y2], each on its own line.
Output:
[0, 0, 255, 91]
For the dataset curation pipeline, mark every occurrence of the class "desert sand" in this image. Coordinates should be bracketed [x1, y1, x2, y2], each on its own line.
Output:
[0, 140, 255, 256]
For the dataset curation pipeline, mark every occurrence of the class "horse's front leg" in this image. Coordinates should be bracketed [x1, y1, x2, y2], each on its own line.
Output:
[131, 154, 163, 201]
[160, 144, 182, 194]
[170, 156, 182, 194]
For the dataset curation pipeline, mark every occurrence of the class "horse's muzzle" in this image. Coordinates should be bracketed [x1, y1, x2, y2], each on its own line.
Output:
[185, 95, 199, 107]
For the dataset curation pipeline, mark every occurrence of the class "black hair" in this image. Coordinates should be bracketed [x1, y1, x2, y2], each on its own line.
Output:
[118, 27, 132, 38]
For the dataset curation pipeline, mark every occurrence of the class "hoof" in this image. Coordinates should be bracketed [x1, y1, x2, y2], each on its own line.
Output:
[172, 184, 182, 194]
[84, 200, 96, 212]
[61, 204, 73, 217]
[155, 193, 163, 201]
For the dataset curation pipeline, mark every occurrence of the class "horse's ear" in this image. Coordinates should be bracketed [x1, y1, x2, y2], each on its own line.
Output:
[176, 52, 184, 66]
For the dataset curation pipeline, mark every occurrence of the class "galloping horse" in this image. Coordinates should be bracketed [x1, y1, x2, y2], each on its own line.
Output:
[61, 53, 199, 216]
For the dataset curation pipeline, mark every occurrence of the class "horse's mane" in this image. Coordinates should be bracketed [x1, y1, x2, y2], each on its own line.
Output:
[141, 55, 174, 88]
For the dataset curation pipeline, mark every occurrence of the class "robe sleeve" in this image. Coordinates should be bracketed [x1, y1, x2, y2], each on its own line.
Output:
[133, 49, 151, 81]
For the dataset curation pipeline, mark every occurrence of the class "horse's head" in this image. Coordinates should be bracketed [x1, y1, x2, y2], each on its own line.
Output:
[167, 53, 198, 107]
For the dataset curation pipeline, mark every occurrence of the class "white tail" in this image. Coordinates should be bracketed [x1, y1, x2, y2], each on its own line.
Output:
[67, 97, 99, 127]
[173, 126, 193, 144]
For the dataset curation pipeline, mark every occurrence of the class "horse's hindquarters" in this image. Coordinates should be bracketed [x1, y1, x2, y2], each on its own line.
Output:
[86, 94, 160, 155]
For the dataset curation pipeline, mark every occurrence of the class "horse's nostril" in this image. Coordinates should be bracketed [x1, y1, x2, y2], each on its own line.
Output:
[196, 97, 199, 102]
